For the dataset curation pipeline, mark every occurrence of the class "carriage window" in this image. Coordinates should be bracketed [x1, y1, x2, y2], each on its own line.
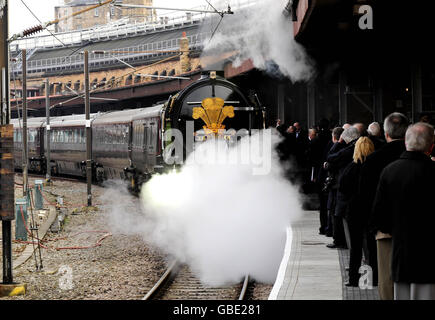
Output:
[122, 126, 128, 144]
[73, 129, 78, 143]
[115, 126, 120, 144]
[15, 130, 22, 142]
[29, 130, 35, 143]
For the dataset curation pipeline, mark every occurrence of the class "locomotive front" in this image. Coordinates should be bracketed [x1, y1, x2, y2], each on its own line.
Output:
[162, 71, 265, 165]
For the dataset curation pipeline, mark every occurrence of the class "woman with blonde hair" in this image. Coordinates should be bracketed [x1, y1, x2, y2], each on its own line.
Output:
[337, 136, 375, 287]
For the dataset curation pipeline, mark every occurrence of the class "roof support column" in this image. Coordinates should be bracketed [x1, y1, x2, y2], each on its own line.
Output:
[339, 70, 348, 125]
[277, 83, 285, 124]
[307, 81, 316, 128]
[411, 63, 422, 123]
[373, 79, 383, 122]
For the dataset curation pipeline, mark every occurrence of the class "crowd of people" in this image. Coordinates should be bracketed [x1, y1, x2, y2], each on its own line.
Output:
[275, 113, 435, 300]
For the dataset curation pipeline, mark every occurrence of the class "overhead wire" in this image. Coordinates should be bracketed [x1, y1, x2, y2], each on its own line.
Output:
[12, 1, 100, 114]
[203, 0, 226, 45]
[12, 0, 207, 112]
[19, 0, 68, 47]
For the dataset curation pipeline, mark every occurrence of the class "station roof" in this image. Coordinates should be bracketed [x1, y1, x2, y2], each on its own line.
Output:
[292, 0, 435, 63]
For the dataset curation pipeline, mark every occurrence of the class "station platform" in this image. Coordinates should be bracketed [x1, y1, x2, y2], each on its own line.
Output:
[269, 210, 380, 300]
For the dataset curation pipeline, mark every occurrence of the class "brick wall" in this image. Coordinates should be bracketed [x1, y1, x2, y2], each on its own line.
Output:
[12, 57, 200, 96]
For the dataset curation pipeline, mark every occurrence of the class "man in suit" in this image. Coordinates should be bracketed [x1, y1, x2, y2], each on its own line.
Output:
[368, 122, 386, 150]
[372, 122, 435, 300]
[275, 119, 288, 136]
[353, 123, 367, 136]
[362, 113, 409, 299]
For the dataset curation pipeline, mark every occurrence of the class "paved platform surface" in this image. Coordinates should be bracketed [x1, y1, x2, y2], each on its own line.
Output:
[270, 210, 380, 300]
[339, 248, 380, 300]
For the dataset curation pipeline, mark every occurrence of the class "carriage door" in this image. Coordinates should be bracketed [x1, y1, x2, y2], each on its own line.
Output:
[147, 121, 156, 169]
[143, 121, 149, 171]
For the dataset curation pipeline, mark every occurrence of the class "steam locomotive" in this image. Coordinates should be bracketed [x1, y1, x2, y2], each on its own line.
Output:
[11, 72, 265, 192]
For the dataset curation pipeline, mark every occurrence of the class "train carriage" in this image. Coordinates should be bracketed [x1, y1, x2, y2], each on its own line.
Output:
[130, 105, 164, 179]
[49, 114, 99, 177]
[10, 72, 264, 193]
[91, 106, 163, 183]
[11, 117, 45, 173]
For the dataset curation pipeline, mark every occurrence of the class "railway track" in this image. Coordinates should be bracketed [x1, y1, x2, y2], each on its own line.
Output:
[15, 172, 86, 184]
[143, 260, 253, 300]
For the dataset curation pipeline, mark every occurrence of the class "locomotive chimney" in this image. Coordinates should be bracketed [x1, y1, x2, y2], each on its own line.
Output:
[180, 32, 191, 73]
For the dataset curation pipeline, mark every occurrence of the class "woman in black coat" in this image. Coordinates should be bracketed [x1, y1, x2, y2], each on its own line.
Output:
[337, 137, 375, 286]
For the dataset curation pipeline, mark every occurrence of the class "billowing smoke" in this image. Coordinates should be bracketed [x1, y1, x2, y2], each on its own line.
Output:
[104, 131, 303, 286]
[200, 0, 314, 81]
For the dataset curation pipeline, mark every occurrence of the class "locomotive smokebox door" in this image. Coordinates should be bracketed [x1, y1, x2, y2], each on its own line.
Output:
[0, 125, 15, 221]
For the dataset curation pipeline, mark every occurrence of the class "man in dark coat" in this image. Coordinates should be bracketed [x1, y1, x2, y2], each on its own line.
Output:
[292, 122, 309, 188]
[319, 127, 343, 236]
[306, 128, 323, 190]
[325, 126, 360, 249]
[372, 122, 435, 300]
[362, 113, 409, 299]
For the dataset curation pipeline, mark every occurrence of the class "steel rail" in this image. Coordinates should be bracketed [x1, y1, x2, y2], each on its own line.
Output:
[239, 275, 250, 300]
[143, 261, 251, 300]
[142, 259, 179, 300]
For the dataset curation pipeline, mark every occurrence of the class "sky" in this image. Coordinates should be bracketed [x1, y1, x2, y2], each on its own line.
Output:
[7, 0, 217, 36]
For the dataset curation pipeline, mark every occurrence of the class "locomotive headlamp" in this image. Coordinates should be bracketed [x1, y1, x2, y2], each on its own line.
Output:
[210, 71, 217, 80]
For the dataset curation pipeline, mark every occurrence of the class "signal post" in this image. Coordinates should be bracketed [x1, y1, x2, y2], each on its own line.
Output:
[0, 0, 26, 296]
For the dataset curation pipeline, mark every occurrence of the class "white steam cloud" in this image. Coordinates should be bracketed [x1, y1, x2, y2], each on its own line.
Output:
[201, 0, 314, 81]
[104, 132, 303, 286]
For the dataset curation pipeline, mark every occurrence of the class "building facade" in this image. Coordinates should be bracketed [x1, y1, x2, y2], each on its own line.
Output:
[55, 0, 154, 32]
